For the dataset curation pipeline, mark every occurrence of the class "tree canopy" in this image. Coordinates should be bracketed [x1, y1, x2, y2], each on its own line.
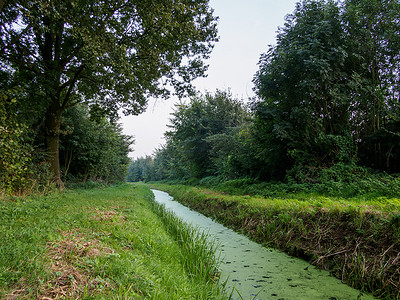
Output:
[129, 0, 400, 187]
[253, 0, 400, 180]
[127, 90, 252, 181]
[166, 90, 249, 178]
[0, 0, 218, 185]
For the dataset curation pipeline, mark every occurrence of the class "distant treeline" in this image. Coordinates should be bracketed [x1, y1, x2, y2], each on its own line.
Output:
[128, 0, 400, 185]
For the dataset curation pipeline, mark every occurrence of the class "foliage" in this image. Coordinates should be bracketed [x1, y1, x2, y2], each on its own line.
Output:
[252, 0, 400, 181]
[0, 88, 33, 194]
[253, 0, 354, 179]
[1, 98, 132, 195]
[126, 156, 155, 182]
[206, 122, 263, 178]
[344, 0, 400, 172]
[152, 90, 251, 179]
[60, 106, 133, 184]
[219, 171, 400, 199]
[0, 0, 218, 183]
[167, 90, 249, 177]
[0, 86, 53, 195]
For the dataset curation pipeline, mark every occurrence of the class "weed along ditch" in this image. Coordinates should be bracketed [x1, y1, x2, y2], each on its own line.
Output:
[152, 189, 376, 300]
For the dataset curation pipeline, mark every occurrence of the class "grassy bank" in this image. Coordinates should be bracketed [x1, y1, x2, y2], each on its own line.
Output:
[149, 183, 400, 299]
[0, 184, 224, 299]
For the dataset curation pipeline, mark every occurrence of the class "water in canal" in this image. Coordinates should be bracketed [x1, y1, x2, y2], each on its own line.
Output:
[152, 189, 375, 300]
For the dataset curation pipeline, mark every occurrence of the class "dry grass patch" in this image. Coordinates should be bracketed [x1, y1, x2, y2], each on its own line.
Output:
[4, 229, 115, 299]
[40, 230, 113, 299]
[4, 278, 29, 300]
[20, 206, 127, 299]
[90, 207, 127, 223]
[49, 230, 114, 259]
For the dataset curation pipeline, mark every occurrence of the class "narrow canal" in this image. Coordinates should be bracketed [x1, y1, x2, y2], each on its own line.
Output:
[152, 189, 375, 300]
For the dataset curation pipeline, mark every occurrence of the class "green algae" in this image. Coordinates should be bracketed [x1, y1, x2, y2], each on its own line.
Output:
[152, 189, 376, 300]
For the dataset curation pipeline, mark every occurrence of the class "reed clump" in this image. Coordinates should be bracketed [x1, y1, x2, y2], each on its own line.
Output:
[150, 199, 222, 285]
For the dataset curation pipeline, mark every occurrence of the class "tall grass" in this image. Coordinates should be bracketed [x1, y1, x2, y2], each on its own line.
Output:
[150, 199, 221, 285]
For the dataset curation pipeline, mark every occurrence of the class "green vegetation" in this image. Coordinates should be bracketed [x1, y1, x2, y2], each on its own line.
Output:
[151, 198, 221, 286]
[126, 8, 400, 297]
[2, 0, 400, 297]
[149, 183, 400, 299]
[128, 0, 400, 187]
[61, 106, 132, 184]
[0, 88, 35, 194]
[1, 0, 218, 187]
[0, 184, 225, 299]
[253, 0, 400, 181]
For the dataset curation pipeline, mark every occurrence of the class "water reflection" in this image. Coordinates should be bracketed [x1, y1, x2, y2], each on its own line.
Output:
[152, 189, 375, 300]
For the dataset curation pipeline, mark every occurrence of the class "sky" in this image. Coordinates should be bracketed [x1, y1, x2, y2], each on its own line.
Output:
[120, 0, 299, 159]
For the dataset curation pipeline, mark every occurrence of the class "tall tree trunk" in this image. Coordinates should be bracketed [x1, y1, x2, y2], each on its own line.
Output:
[45, 100, 64, 188]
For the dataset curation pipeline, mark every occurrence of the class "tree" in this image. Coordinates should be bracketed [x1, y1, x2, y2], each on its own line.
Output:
[253, 0, 400, 180]
[126, 156, 155, 182]
[60, 106, 133, 183]
[152, 142, 190, 180]
[0, 0, 218, 185]
[343, 0, 400, 171]
[253, 0, 353, 180]
[165, 90, 249, 178]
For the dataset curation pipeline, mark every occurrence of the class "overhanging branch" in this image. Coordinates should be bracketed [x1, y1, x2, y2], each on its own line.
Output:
[61, 65, 85, 110]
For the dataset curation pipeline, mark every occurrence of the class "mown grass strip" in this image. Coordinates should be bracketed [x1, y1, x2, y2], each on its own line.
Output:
[0, 184, 225, 299]
[148, 183, 400, 299]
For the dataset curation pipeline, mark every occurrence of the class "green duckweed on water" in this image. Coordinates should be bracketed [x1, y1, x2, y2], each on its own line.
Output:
[152, 189, 376, 300]
[150, 183, 400, 299]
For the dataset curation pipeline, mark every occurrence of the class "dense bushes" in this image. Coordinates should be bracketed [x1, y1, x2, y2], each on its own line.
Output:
[201, 172, 400, 199]
[1, 99, 132, 195]
[158, 170, 399, 199]
[0, 88, 53, 195]
[60, 106, 133, 184]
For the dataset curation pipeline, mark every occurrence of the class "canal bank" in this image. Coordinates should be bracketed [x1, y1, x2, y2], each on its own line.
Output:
[152, 189, 375, 299]
[149, 184, 400, 299]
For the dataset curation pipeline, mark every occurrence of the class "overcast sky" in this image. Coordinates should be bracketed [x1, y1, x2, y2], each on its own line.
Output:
[120, 0, 299, 159]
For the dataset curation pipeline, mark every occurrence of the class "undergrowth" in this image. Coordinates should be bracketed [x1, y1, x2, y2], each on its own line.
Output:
[156, 168, 400, 199]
